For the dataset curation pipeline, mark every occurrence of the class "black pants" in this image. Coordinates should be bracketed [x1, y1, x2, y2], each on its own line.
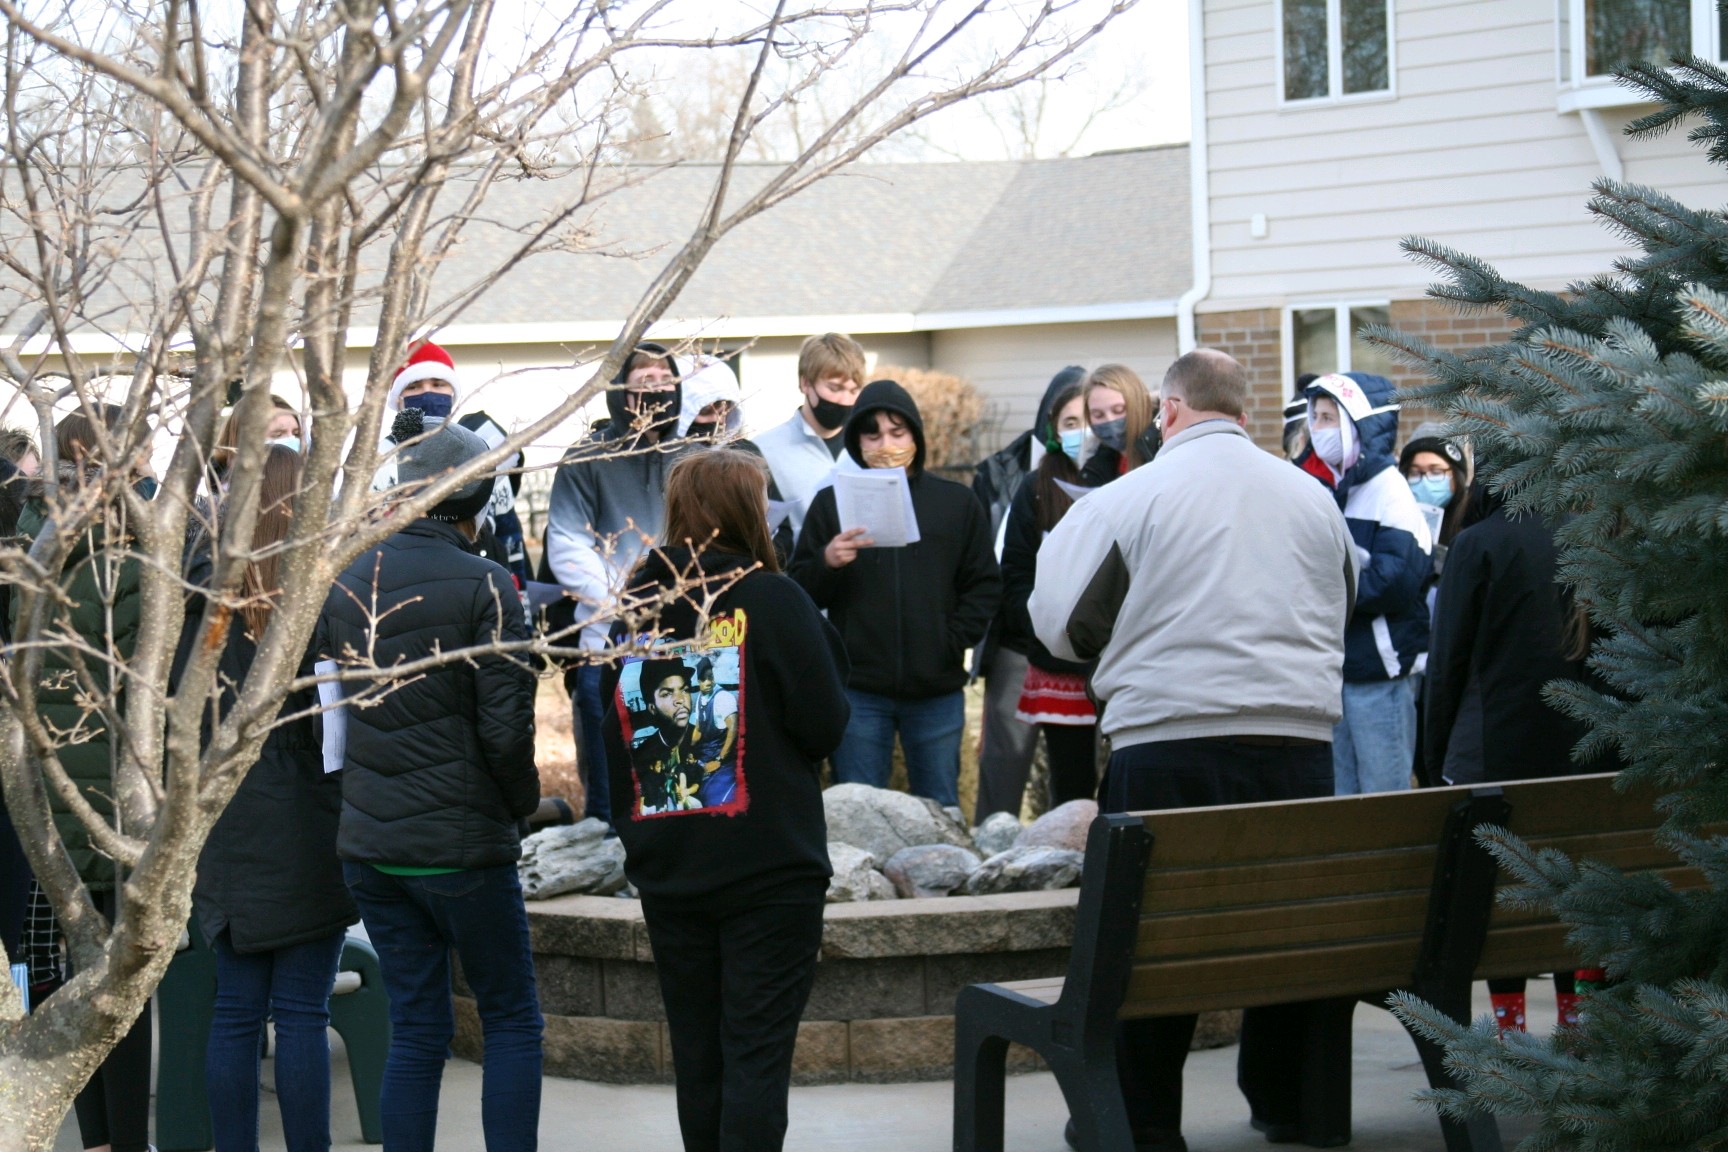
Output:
[1102, 737, 1346, 1135]
[0, 802, 31, 962]
[641, 880, 826, 1152]
[67, 888, 152, 1152]
[1042, 724, 1099, 808]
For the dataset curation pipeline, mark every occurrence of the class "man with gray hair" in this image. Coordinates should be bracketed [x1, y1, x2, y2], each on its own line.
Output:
[1030, 348, 1356, 1150]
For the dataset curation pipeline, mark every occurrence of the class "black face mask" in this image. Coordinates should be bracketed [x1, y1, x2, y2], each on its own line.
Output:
[628, 391, 678, 436]
[688, 420, 719, 440]
[810, 395, 852, 431]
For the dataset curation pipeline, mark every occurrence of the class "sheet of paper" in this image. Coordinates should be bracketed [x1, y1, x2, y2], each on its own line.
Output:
[523, 581, 571, 612]
[1054, 478, 1093, 502]
[833, 466, 920, 548]
[766, 498, 797, 531]
[314, 660, 347, 775]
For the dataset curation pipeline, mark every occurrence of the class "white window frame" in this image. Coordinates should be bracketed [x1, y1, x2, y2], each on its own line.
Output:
[1557, 0, 1721, 111]
[1282, 300, 1393, 395]
[1274, 0, 1398, 108]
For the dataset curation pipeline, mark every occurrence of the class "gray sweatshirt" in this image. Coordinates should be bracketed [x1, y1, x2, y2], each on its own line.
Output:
[1029, 420, 1355, 748]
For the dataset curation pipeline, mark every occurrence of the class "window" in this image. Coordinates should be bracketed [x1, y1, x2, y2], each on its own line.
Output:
[1559, 0, 1726, 99]
[1288, 304, 1399, 387]
[1279, 0, 1394, 103]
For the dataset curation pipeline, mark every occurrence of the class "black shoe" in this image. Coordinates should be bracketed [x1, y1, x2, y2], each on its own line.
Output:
[1251, 1116, 1350, 1148]
[1065, 1118, 1188, 1152]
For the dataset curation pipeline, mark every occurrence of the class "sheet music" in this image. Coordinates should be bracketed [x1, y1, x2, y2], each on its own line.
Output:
[833, 466, 920, 548]
[315, 660, 347, 774]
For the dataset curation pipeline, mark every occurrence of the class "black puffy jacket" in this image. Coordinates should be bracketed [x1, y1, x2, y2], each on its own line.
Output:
[318, 519, 540, 869]
[788, 380, 1001, 700]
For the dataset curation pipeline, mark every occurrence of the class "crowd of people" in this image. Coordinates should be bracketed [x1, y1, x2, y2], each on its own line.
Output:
[0, 331, 1615, 1152]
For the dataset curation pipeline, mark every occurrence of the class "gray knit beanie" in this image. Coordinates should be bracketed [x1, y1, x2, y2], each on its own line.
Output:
[389, 408, 493, 521]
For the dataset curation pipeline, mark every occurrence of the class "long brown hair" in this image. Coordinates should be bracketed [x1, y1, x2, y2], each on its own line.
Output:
[1083, 364, 1157, 469]
[1034, 383, 1086, 533]
[662, 448, 779, 573]
[235, 444, 304, 639]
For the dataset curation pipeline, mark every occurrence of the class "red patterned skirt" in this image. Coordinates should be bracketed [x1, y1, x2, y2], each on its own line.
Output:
[1015, 665, 1096, 726]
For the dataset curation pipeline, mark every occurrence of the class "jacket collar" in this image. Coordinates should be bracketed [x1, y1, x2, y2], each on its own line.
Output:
[1154, 418, 1250, 460]
[398, 517, 473, 548]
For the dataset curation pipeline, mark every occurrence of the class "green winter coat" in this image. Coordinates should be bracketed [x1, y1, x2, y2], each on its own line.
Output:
[12, 499, 143, 891]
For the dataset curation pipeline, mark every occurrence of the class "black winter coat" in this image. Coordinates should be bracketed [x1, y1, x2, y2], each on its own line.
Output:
[1000, 475, 1092, 675]
[181, 625, 357, 953]
[318, 519, 540, 869]
[602, 548, 849, 902]
[1424, 508, 1604, 786]
[789, 380, 1001, 701]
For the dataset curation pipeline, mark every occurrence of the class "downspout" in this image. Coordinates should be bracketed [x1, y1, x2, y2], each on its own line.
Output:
[1578, 108, 1625, 181]
[1176, 0, 1212, 352]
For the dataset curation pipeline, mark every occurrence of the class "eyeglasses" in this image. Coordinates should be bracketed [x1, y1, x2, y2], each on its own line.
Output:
[1408, 466, 1452, 480]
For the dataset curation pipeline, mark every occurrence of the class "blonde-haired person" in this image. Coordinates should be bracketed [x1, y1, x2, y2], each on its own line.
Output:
[176, 444, 359, 1152]
[752, 332, 867, 540]
[604, 448, 849, 1152]
[1078, 363, 1160, 485]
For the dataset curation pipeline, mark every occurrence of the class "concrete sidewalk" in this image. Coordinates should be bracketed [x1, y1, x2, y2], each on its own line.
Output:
[58, 980, 1547, 1150]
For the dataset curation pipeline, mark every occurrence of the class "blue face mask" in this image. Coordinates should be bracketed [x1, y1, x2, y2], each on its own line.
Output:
[267, 435, 303, 454]
[1058, 427, 1086, 463]
[403, 391, 453, 420]
[1408, 475, 1453, 508]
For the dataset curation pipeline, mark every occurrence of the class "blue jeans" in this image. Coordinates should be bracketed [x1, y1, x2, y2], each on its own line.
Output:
[1333, 677, 1417, 795]
[830, 689, 965, 806]
[574, 664, 611, 823]
[343, 863, 543, 1152]
[207, 929, 346, 1152]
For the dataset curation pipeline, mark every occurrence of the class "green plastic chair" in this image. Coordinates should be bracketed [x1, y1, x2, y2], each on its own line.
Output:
[154, 920, 389, 1150]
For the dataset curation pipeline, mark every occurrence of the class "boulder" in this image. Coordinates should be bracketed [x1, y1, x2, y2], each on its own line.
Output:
[959, 845, 1085, 896]
[822, 783, 976, 863]
[971, 811, 1023, 858]
[1015, 798, 1097, 853]
[519, 819, 627, 899]
[883, 843, 983, 899]
[826, 842, 898, 903]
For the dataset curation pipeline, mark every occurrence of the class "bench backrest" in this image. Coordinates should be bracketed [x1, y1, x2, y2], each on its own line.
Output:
[1105, 773, 1689, 1019]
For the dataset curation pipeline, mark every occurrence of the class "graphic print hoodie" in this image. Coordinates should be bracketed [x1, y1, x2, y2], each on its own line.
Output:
[601, 547, 850, 902]
[1305, 372, 1432, 683]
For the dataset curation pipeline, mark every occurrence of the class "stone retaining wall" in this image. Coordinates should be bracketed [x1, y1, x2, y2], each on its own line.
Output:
[454, 889, 1079, 1084]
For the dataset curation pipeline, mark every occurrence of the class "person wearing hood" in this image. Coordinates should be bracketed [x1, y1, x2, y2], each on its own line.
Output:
[999, 377, 1103, 811]
[752, 332, 867, 541]
[319, 409, 543, 1152]
[1304, 372, 1432, 795]
[788, 380, 1001, 805]
[545, 341, 695, 824]
[603, 449, 849, 1152]
[676, 356, 746, 443]
[971, 365, 1086, 821]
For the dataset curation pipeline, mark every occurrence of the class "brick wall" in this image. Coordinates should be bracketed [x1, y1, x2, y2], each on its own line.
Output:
[1195, 301, 1518, 454]
[1195, 308, 1284, 451]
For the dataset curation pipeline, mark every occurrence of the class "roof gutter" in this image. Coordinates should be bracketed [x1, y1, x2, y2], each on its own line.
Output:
[1175, 0, 1211, 353]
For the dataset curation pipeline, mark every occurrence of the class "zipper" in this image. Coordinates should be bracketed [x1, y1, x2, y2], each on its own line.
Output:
[893, 548, 904, 695]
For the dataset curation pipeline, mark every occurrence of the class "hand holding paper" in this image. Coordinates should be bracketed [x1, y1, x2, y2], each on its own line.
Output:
[833, 466, 920, 549]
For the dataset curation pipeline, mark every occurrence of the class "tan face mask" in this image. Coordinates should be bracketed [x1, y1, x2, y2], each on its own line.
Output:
[863, 443, 917, 471]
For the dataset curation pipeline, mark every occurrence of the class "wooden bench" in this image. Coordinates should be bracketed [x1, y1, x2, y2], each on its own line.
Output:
[953, 773, 1695, 1152]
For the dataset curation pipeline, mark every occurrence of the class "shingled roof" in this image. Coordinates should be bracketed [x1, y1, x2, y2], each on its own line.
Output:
[435, 143, 1190, 336]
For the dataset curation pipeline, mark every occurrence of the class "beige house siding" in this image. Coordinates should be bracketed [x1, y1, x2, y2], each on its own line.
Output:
[931, 319, 1180, 454]
[1201, 0, 1721, 310]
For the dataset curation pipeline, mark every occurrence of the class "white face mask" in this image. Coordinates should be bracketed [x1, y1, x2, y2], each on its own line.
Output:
[1310, 426, 1344, 467]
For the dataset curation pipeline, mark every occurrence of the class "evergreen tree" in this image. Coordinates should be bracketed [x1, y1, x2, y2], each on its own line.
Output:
[1376, 57, 1728, 1151]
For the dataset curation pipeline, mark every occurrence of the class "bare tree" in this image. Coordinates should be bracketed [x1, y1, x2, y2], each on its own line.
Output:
[0, 0, 1134, 1144]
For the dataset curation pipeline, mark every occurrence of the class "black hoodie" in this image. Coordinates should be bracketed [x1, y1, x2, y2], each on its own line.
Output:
[788, 380, 1003, 699]
[601, 547, 849, 902]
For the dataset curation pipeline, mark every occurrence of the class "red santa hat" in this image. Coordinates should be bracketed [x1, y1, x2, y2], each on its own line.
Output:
[387, 341, 461, 411]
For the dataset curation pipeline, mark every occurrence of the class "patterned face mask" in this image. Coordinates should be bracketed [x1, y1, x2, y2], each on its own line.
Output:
[863, 443, 916, 471]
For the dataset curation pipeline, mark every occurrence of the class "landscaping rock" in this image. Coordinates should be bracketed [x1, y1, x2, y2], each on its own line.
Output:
[826, 842, 898, 903]
[959, 846, 1085, 896]
[971, 811, 1023, 858]
[883, 843, 983, 899]
[822, 783, 976, 863]
[1015, 799, 1097, 853]
[520, 819, 628, 899]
